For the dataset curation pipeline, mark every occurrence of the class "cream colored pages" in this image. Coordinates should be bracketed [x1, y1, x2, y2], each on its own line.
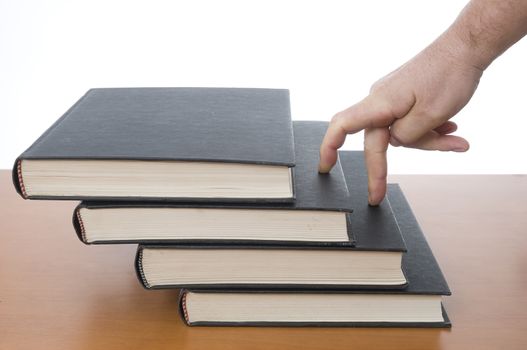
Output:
[80, 208, 348, 242]
[186, 293, 444, 323]
[21, 159, 293, 198]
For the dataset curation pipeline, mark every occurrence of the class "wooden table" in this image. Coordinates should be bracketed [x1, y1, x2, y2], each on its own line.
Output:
[1, 171, 526, 350]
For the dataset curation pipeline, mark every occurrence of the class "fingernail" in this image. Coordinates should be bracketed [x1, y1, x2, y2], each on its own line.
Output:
[453, 147, 467, 152]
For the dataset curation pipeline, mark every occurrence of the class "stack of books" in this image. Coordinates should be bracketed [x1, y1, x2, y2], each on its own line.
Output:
[13, 87, 451, 327]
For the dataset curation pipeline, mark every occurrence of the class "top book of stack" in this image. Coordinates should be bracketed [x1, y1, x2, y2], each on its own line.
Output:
[13, 88, 296, 202]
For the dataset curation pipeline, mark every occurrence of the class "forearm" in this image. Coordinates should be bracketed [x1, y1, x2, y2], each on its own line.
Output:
[442, 0, 527, 70]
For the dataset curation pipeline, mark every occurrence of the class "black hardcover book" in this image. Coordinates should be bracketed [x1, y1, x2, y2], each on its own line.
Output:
[74, 121, 353, 246]
[134, 148, 407, 290]
[177, 181, 451, 327]
[13, 87, 295, 202]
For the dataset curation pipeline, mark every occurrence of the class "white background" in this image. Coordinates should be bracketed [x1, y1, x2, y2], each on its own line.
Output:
[1, 0, 526, 173]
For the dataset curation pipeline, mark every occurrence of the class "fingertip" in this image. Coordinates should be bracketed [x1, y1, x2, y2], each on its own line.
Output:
[367, 177, 387, 206]
[367, 193, 378, 206]
[318, 162, 332, 173]
[451, 138, 470, 152]
[318, 154, 335, 173]
[368, 188, 385, 206]
[318, 145, 337, 173]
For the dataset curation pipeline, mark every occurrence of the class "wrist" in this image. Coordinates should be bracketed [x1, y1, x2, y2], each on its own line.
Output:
[444, 24, 496, 71]
[429, 27, 491, 74]
[438, 0, 527, 72]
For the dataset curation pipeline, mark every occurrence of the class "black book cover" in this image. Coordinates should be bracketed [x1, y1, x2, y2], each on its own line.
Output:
[13, 87, 295, 200]
[74, 121, 356, 246]
[177, 181, 451, 327]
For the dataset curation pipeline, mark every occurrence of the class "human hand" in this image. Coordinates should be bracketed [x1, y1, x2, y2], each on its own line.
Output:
[319, 33, 483, 205]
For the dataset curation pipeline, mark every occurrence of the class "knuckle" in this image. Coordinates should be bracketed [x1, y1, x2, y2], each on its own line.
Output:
[330, 112, 342, 124]
[330, 112, 347, 130]
[374, 102, 396, 125]
[369, 78, 387, 95]
[365, 94, 396, 126]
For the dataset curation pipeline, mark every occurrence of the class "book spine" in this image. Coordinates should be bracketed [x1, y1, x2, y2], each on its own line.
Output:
[72, 205, 89, 244]
[134, 245, 151, 289]
[11, 90, 94, 200]
[12, 158, 28, 199]
[178, 290, 191, 326]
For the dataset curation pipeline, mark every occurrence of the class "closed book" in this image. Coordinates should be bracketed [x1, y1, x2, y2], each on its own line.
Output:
[13, 87, 295, 202]
[135, 148, 407, 289]
[74, 121, 353, 245]
[177, 181, 451, 327]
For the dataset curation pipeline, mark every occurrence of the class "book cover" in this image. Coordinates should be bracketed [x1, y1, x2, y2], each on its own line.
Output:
[13, 87, 295, 201]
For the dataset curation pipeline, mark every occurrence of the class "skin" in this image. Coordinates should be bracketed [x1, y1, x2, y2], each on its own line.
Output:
[318, 0, 527, 205]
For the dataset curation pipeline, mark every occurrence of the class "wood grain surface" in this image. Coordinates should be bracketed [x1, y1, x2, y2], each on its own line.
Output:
[1, 171, 526, 350]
